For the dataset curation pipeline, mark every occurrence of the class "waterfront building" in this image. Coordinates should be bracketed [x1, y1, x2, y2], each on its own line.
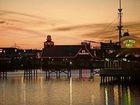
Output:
[42, 35, 101, 69]
[121, 32, 140, 48]
[0, 47, 41, 70]
[100, 34, 140, 81]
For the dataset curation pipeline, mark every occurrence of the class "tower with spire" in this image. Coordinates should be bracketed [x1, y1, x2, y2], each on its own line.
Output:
[117, 0, 123, 47]
[44, 35, 54, 48]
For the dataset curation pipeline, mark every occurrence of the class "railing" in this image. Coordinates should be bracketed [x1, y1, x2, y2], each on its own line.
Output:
[100, 68, 140, 77]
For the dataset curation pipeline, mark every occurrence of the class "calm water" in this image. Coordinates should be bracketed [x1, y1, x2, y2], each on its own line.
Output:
[0, 71, 140, 105]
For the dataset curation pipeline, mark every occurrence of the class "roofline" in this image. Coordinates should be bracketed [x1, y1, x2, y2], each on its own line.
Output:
[41, 46, 101, 60]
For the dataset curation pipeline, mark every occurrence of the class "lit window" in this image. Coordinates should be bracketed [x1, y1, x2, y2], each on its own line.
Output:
[122, 58, 127, 61]
[105, 58, 109, 61]
[123, 39, 136, 48]
[0, 49, 2, 53]
[82, 50, 85, 53]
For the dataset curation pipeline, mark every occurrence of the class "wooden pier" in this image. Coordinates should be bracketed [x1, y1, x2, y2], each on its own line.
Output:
[0, 70, 7, 79]
[24, 69, 37, 78]
[0, 59, 8, 79]
[100, 69, 140, 83]
[45, 69, 71, 79]
[44, 69, 95, 79]
[100, 55, 140, 83]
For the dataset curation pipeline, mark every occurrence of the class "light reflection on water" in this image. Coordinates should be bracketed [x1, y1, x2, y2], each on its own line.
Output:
[102, 83, 140, 105]
[0, 76, 140, 105]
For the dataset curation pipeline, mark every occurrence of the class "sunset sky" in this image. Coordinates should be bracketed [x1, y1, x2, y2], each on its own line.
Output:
[0, 0, 140, 49]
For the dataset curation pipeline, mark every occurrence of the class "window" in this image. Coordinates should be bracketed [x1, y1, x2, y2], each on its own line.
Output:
[0, 49, 3, 53]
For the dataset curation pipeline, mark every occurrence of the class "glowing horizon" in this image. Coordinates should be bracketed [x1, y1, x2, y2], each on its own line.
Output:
[0, 0, 140, 49]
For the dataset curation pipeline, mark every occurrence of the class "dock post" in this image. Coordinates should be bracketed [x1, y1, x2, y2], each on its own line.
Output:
[69, 69, 71, 78]
[58, 70, 61, 78]
[79, 69, 82, 79]
[36, 69, 37, 77]
[5, 71, 7, 79]
[46, 70, 48, 79]
[67, 69, 71, 79]
[56, 70, 59, 78]
[48, 70, 50, 78]
[89, 69, 94, 79]
[1, 70, 7, 79]
[33, 69, 37, 77]
[33, 69, 35, 77]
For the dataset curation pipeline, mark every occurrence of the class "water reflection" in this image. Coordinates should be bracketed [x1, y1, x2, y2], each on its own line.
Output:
[70, 77, 72, 105]
[102, 83, 140, 105]
[0, 76, 140, 105]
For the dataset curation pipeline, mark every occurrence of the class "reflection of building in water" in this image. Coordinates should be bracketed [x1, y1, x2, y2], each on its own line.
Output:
[104, 86, 115, 105]
[103, 85, 133, 105]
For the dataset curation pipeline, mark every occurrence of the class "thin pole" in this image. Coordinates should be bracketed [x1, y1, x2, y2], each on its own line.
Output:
[118, 0, 123, 46]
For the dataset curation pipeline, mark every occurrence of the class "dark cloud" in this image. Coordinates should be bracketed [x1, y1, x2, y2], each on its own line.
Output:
[49, 22, 118, 41]
[2, 25, 42, 36]
[49, 21, 140, 43]
[50, 23, 107, 32]
[0, 10, 45, 20]
[0, 10, 64, 26]
[122, 22, 140, 36]
[0, 10, 66, 39]
[80, 23, 140, 43]
[80, 29, 116, 38]
[0, 21, 5, 24]
[0, 18, 46, 26]
[124, 22, 140, 28]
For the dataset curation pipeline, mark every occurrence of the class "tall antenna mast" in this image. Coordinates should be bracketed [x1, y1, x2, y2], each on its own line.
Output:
[118, 0, 123, 46]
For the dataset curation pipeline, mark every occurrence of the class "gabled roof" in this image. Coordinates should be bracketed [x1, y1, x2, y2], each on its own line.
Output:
[42, 45, 81, 58]
[41, 45, 99, 59]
